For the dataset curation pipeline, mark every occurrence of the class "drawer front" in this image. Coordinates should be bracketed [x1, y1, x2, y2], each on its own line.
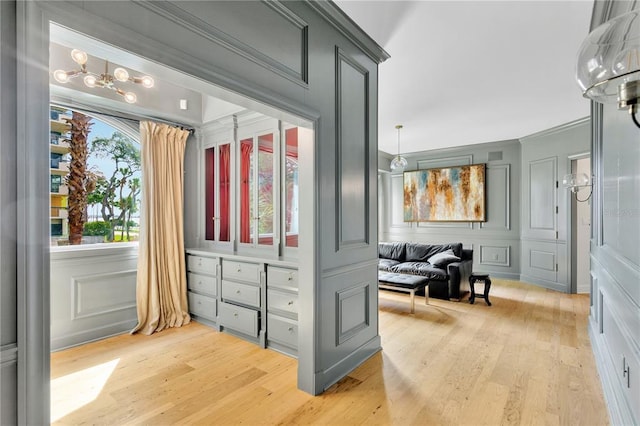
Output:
[222, 260, 261, 284]
[220, 302, 259, 337]
[188, 292, 217, 321]
[222, 280, 260, 308]
[267, 289, 298, 317]
[268, 314, 298, 349]
[187, 255, 217, 275]
[188, 272, 217, 297]
[268, 266, 298, 290]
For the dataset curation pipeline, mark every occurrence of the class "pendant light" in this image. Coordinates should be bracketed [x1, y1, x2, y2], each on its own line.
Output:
[390, 124, 408, 172]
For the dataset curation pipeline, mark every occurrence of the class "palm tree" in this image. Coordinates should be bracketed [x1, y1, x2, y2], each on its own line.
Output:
[65, 111, 94, 245]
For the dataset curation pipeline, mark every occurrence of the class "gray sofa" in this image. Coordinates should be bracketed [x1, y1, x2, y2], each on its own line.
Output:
[378, 242, 473, 300]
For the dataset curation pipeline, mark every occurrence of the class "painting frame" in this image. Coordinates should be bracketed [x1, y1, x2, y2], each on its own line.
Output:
[403, 163, 486, 222]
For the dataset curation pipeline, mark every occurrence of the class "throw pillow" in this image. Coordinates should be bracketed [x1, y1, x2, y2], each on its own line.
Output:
[428, 249, 460, 268]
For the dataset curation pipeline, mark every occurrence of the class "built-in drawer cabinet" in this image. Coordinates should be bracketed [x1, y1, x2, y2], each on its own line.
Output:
[222, 280, 260, 308]
[219, 301, 259, 337]
[267, 289, 298, 318]
[267, 314, 298, 349]
[188, 272, 217, 297]
[188, 292, 217, 321]
[186, 253, 219, 326]
[188, 255, 218, 275]
[222, 260, 260, 284]
[268, 266, 298, 290]
[266, 266, 299, 356]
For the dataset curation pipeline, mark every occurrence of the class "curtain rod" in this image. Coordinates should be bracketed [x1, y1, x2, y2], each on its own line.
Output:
[50, 99, 196, 135]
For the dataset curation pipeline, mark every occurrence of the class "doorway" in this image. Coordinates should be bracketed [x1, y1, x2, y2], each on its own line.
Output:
[570, 156, 591, 294]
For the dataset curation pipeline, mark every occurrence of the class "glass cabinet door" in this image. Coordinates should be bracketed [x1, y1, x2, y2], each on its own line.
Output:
[284, 127, 299, 248]
[205, 142, 231, 242]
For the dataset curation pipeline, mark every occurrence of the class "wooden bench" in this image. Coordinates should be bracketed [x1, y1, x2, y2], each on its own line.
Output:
[378, 272, 429, 313]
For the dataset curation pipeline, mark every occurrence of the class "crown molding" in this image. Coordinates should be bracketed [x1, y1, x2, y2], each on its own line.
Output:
[306, 1, 390, 64]
[519, 116, 590, 143]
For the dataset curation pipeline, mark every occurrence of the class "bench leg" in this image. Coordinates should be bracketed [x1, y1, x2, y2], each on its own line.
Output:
[409, 289, 415, 314]
[424, 286, 429, 305]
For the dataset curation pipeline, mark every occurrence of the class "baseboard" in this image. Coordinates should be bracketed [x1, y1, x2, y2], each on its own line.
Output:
[50, 319, 138, 352]
[314, 334, 381, 395]
[589, 321, 635, 425]
[519, 274, 567, 292]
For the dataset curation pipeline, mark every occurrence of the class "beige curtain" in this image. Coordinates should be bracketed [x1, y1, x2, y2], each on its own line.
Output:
[132, 121, 191, 335]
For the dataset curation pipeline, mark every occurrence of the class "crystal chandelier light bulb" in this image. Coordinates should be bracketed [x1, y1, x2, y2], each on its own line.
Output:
[53, 69, 70, 83]
[113, 67, 129, 82]
[70, 49, 88, 65]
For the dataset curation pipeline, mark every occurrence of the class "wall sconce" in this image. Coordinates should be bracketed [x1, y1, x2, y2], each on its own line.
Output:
[562, 173, 593, 202]
[576, 9, 640, 129]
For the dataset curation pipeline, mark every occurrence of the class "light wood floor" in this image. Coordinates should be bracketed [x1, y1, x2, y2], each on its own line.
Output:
[51, 279, 609, 425]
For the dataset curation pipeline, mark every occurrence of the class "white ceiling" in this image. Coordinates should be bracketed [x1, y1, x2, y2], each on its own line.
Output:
[334, 0, 594, 155]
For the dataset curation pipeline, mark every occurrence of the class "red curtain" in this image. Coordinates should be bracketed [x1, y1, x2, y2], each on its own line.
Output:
[240, 139, 253, 243]
[204, 147, 215, 240]
[219, 144, 230, 241]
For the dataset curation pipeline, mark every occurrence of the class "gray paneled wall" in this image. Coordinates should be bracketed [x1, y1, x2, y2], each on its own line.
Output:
[0, 1, 17, 423]
[50, 247, 138, 351]
[520, 119, 590, 292]
[380, 140, 522, 280]
[6, 1, 387, 421]
[587, 2, 640, 419]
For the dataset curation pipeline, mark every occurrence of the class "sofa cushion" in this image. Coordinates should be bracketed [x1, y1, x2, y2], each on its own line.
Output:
[378, 242, 406, 261]
[405, 242, 463, 262]
[428, 249, 461, 268]
[390, 262, 449, 281]
[378, 258, 400, 271]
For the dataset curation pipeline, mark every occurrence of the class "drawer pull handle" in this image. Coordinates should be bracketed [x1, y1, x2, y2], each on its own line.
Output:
[236, 290, 241, 294]
[234, 313, 238, 317]
[287, 275, 293, 281]
[288, 301, 294, 305]
[288, 327, 294, 332]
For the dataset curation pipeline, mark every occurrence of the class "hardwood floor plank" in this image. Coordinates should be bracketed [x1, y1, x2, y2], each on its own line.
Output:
[51, 279, 609, 425]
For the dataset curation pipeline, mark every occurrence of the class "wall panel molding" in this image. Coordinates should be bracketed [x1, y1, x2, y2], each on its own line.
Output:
[480, 164, 510, 230]
[71, 270, 137, 320]
[479, 245, 510, 267]
[335, 283, 370, 345]
[417, 154, 473, 170]
[136, 1, 309, 86]
[335, 47, 369, 250]
[528, 157, 557, 232]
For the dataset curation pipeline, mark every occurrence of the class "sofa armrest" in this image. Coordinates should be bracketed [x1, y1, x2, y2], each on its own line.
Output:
[461, 248, 473, 261]
[446, 258, 473, 300]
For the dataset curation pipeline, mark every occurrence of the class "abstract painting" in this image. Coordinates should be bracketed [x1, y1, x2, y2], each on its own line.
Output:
[403, 164, 486, 222]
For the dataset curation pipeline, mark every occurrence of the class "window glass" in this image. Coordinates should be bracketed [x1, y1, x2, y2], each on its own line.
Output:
[240, 138, 253, 244]
[257, 133, 274, 246]
[49, 106, 141, 246]
[219, 143, 231, 242]
[205, 147, 215, 240]
[284, 127, 299, 248]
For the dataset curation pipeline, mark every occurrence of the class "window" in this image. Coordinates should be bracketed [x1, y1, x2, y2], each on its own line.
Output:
[49, 106, 141, 246]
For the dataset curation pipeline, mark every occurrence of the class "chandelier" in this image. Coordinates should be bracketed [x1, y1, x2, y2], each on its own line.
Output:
[390, 124, 408, 172]
[53, 49, 154, 104]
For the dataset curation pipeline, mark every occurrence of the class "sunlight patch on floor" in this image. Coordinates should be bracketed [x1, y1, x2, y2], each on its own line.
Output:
[51, 358, 120, 423]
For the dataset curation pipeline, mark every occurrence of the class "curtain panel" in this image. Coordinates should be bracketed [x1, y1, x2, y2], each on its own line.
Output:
[132, 121, 191, 335]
